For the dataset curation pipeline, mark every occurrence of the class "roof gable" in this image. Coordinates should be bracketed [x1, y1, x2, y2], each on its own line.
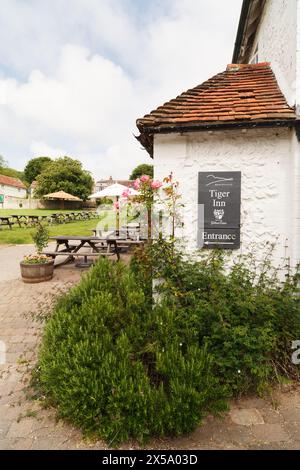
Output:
[136, 63, 296, 156]
[0, 174, 26, 189]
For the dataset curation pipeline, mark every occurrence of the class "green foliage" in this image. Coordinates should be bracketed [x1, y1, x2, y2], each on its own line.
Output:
[0, 156, 25, 182]
[129, 164, 153, 180]
[31, 224, 49, 253]
[35, 259, 227, 445]
[132, 240, 300, 395]
[24, 157, 52, 184]
[35, 237, 300, 446]
[0, 155, 7, 168]
[0, 166, 25, 182]
[35, 156, 93, 201]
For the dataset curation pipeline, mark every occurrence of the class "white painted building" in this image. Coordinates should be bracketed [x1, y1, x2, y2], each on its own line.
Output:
[136, 0, 300, 272]
[0, 174, 27, 199]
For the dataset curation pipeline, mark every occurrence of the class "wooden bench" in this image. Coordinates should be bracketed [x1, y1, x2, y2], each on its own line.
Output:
[43, 251, 116, 257]
[43, 250, 117, 267]
[0, 217, 14, 230]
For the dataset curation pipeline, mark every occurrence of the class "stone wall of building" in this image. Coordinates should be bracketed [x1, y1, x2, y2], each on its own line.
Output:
[154, 127, 299, 271]
[249, 0, 297, 107]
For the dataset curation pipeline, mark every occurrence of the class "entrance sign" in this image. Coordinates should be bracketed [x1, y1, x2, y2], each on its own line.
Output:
[198, 172, 241, 249]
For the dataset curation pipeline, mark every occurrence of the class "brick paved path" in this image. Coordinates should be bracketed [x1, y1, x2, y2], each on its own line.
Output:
[0, 252, 300, 449]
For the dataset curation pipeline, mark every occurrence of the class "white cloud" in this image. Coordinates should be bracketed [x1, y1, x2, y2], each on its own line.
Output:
[30, 141, 67, 158]
[0, 0, 242, 180]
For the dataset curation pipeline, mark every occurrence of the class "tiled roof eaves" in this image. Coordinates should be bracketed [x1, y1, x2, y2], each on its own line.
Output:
[0, 174, 27, 189]
[136, 63, 297, 157]
[140, 118, 299, 134]
[136, 119, 300, 159]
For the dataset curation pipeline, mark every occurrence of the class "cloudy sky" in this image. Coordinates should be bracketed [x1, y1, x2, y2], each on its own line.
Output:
[0, 0, 242, 180]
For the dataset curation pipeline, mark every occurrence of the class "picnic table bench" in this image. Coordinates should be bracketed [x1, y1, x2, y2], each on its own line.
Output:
[26, 215, 41, 226]
[43, 235, 121, 267]
[10, 214, 28, 227]
[92, 230, 145, 253]
[0, 216, 14, 230]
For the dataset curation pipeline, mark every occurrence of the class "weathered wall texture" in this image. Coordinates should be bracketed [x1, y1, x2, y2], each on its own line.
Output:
[154, 128, 300, 271]
[0, 185, 27, 199]
[250, 0, 297, 107]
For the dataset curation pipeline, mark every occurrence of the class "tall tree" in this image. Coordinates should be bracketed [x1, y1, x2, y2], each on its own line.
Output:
[0, 167, 25, 181]
[0, 155, 25, 182]
[0, 155, 7, 168]
[129, 164, 153, 180]
[35, 156, 93, 201]
[24, 157, 52, 184]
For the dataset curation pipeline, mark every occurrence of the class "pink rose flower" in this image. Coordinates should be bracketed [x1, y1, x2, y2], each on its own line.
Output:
[113, 201, 119, 210]
[133, 178, 140, 190]
[151, 180, 162, 189]
[122, 189, 130, 198]
[140, 174, 150, 182]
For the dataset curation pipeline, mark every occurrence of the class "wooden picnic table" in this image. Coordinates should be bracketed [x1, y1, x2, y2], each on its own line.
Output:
[92, 230, 145, 254]
[10, 214, 28, 227]
[44, 235, 121, 267]
[0, 216, 14, 230]
[26, 215, 42, 226]
[48, 213, 63, 224]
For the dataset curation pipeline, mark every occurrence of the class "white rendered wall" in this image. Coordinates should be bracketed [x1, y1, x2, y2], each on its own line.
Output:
[250, 0, 297, 107]
[0, 184, 27, 198]
[154, 128, 299, 271]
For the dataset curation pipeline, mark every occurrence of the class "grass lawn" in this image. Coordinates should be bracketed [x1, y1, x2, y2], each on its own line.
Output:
[0, 209, 131, 245]
[0, 209, 83, 216]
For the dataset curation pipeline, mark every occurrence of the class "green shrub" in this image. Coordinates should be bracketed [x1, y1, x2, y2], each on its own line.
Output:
[35, 259, 227, 445]
[132, 240, 300, 395]
[35, 239, 300, 446]
[31, 224, 49, 253]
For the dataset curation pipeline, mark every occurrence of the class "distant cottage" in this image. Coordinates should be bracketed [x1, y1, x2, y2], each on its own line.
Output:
[0, 174, 27, 200]
[136, 0, 300, 271]
[94, 176, 133, 193]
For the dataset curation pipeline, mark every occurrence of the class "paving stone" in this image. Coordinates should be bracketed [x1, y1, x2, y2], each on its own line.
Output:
[281, 407, 300, 423]
[252, 424, 290, 443]
[6, 418, 37, 439]
[0, 439, 13, 450]
[276, 391, 300, 410]
[0, 421, 11, 438]
[234, 397, 267, 410]
[31, 437, 66, 450]
[283, 422, 300, 442]
[8, 437, 33, 450]
[230, 408, 265, 426]
[260, 407, 284, 425]
[225, 425, 256, 446]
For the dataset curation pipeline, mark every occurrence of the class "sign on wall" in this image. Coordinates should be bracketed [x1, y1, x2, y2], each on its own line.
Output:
[198, 172, 241, 249]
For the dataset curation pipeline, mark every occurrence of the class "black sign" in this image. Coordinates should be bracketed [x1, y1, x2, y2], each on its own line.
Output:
[198, 171, 241, 249]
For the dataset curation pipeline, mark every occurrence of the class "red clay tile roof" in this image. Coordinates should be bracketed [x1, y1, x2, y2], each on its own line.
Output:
[0, 174, 26, 189]
[136, 63, 296, 156]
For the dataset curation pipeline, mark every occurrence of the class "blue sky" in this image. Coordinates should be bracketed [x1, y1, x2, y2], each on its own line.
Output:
[0, 0, 242, 180]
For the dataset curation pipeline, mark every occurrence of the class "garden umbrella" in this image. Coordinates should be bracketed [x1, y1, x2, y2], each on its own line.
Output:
[88, 183, 138, 234]
[43, 190, 82, 209]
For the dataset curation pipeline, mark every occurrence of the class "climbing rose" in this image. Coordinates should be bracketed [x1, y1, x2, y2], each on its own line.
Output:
[151, 180, 162, 189]
[122, 189, 130, 198]
[113, 201, 120, 210]
[133, 178, 140, 190]
[140, 174, 150, 183]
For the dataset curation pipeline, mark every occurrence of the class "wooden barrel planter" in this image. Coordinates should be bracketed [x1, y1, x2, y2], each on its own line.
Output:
[20, 259, 54, 283]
